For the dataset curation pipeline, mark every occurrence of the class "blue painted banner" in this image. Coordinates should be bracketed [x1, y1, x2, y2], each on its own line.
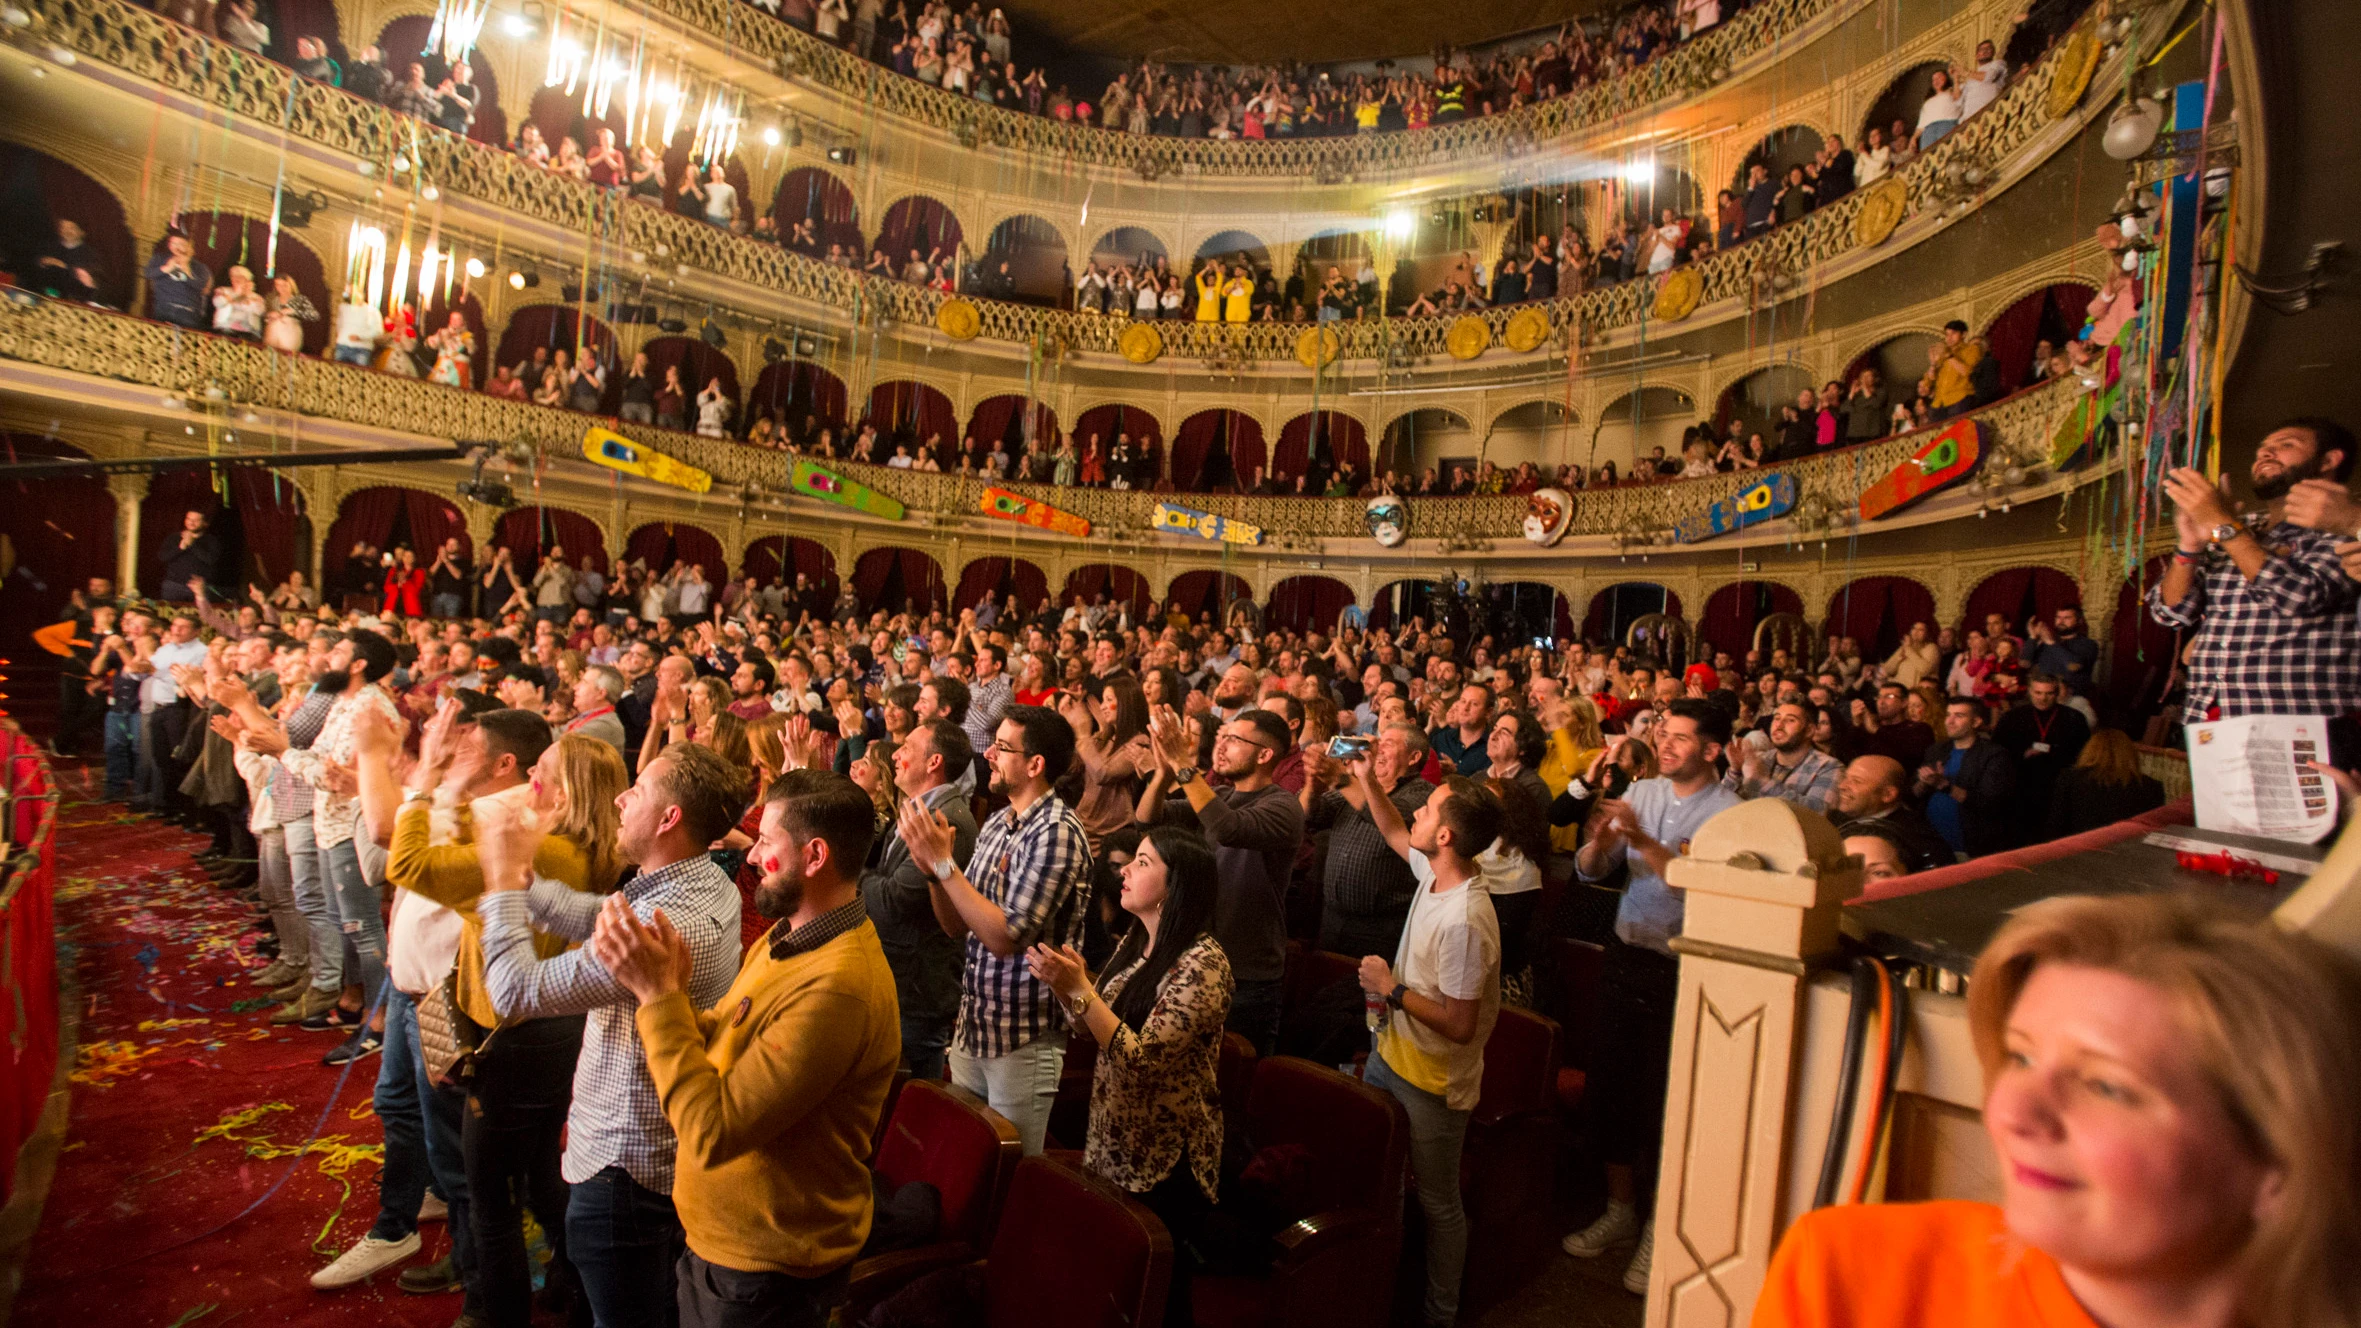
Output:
[1151, 501, 1265, 546]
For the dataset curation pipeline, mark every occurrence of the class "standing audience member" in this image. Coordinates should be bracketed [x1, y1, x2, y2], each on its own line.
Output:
[1991, 673, 2089, 838]
[1915, 696, 2018, 858]
[859, 719, 977, 1082]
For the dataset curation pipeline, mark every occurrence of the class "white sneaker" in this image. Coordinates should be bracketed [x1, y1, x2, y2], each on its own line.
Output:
[1622, 1220, 1654, 1295]
[310, 1232, 421, 1289]
[417, 1193, 447, 1223]
[1560, 1201, 1640, 1258]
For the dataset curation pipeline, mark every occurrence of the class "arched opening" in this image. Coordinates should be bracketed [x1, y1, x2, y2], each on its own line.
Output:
[1487, 400, 1579, 478]
[136, 469, 247, 606]
[1194, 229, 1270, 272]
[769, 167, 863, 255]
[1612, 162, 1702, 230]
[1734, 126, 1825, 193]
[1859, 61, 1952, 149]
[1274, 411, 1370, 490]
[965, 394, 1060, 456]
[1264, 575, 1355, 634]
[1167, 570, 1254, 624]
[1071, 404, 1162, 465]
[1841, 332, 1943, 404]
[1583, 583, 1684, 646]
[1824, 576, 1935, 661]
[1698, 581, 1806, 660]
[978, 214, 1070, 307]
[1980, 283, 2099, 395]
[1367, 579, 1444, 633]
[263, 0, 344, 69]
[495, 507, 608, 574]
[746, 360, 849, 433]
[862, 380, 959, 451]
[158, 212, 333, 354]
[952, 556, 1050, 615]
[0, 144, 135, 310]
[0, 437, 114, 651]
[420, 286, 491, 388]
[1087, 226, 1167, 272]
[1963, 567, 2082, 639]
[624, 521, 728, 584]
[1495, 186, 1584, 274]
[640, 334, 743, 433]
[376, 15, 506, 145]
[1172, 409, 1265, 493]
[1378, 408, 1474, 482]
[2109, 555, 2180, 722]
[525, 86, 627, 168]
[1062, 564, 1153, 619]
[741, 536, 839, 604]
[851, 547, 945, 614]
[1594, 386, 1695, 477]
[324, 486, 470, 607]
[1484, 582, 1577, 646]
[497, 305, 621, 413]
[875, 196, 964, 271]
[1715, 362, 1819, 447]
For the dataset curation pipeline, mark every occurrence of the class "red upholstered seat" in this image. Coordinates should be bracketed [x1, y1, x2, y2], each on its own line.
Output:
[1545, 937, 1605, 1112]
[984, 1155, 1173, 1328]
[870, 1079, 1021, 1251]
[1460, 1007, 1564, 1315]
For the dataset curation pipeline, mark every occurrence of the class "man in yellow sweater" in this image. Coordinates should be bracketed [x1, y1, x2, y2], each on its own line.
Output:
[592, 768, 900, 1328]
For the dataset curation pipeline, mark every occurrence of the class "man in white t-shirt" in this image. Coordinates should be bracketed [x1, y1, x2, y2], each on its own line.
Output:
[1352, 764, 1502, 1328]
[1960, 39, 2008, 118]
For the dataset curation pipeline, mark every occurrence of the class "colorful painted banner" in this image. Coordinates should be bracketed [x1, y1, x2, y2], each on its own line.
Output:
[981, 487, 1091, 538]
[1151, 501, 1264, 546]
[581, 427, 712, 494]
[1673, 472, 1798, 543]
[1860, 418, 1984, 521]
[789, 459, 905, 519]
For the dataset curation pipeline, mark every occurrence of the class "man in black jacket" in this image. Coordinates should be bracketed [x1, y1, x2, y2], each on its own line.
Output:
[1916, 697, 2018, 857]
[1830, 756, 1955, 873]
[861, 720, 977, 1082]
[156, 509, 219, 602]
[1991, 673, 2090, 844]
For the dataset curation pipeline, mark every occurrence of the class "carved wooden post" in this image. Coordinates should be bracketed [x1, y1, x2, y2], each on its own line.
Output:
[1645, 798, 1862, 1328]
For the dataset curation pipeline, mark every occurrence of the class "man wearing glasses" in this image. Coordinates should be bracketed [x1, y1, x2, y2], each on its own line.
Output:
[896, 705, 1091, 1155]
[1132, 705, 1305, 1055]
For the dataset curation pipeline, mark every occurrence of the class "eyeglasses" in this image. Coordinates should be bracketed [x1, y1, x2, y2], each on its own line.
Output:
[988, 740, 1026, 757]
[1217, 731, 1272, 752]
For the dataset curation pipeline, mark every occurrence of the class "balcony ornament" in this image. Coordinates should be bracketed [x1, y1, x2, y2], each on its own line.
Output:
[981, 486, 1091, 538]
[1118, 321, 1164, 365]
[1445, 316, 1491, 361]
[1523, 488, 1574, 546]
[1652, 267, 1704, 322]
[935, 298, 980, 341]
[2102, 95, 2166, 161]
[1932, 151, 1996, 218]
[1850, 178, 1908, 249]
[1504, 306, 1553, 354]
[1295, 325, 1342, 372]
[1365, 496, 1409, 548]
[2046, 26, 2101, 120]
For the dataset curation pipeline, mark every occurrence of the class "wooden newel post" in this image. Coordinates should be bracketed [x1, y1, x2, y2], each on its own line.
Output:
[1644, 798, 1862, 1328]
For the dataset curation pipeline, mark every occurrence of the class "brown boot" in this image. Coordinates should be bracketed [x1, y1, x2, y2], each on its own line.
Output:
[271, 987, 338, 1025]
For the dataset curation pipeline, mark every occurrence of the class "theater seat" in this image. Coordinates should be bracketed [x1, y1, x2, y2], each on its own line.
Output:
[867, 1079, 1021, 1256]
[1193, 1056, 1409, 1328]
[1048, 1029, 1097, 1151]
[1545, 936, 1605, 1112]
[1458, 1007, 1564, 1315]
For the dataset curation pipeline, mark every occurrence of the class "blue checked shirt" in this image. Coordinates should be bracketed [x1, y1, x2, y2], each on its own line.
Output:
[1721, 746, 1844, 815]
[954, 792, 1091, 1058]
[477, 852, 741, 1192]
[2147, 519, 2361, 720]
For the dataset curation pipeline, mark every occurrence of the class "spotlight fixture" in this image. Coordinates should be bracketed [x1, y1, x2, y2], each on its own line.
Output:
[464, 257, 486, 279]
[277, 189, 327, 229]
[658, 305, 688, 333]
[700, 316, 726, 348]
[1383, 210, 1416, 240]
[501, 13, 532, 36]
[762, 126, 781, 147]
[761, 336, 787, 365]
[784, 119, 803, 149]
[794, 333, 819, 358]
[826, 146, 857, 166]
[509, 265, 538, 289]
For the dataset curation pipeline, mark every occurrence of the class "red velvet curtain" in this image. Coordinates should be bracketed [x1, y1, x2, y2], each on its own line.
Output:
[1071, 405, 1161, 470]
[1168, 569, 1252, 620]
[2109, 555, 2179, 713]
[1962, 567, 2081, 637]
[0, 144, 137, 310]
[1581, 583, 1684, 645]
[422, 289, 491, 389]
[496, 506, 606, 571]
[966, 396, 1057, 453]
[402, 491, 470, 562]
[951, 557, 1048, 613]
[852, 547, 943, 613]
[864, 381, 958, 449]
[743, 536, 839, 594]
[1172, 410, 1259, 492]
[1824, 576, 1935, 660]
[624, 521, 728, 582]
[163, 212, 333, 353]
[770, 168, 864, 252]
[747, 363, 849, 428]
[1062, 564, 1151, 616]
[228, 469, 306, 588]
[643, 335, 742, 414]
[324, 485, 410, 569]
[1264, 576, 1355, 633]
[876, 196, 963, 264]
[0, 436, 113, 647]
[378, 15, 507, 145]
[1981, 283, 2096, 394]
[1698, 581, 1805, 658]
[1274, 411, 1370, 481]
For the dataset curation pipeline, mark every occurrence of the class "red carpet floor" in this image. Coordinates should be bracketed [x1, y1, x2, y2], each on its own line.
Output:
[20, 761, 456, 1328]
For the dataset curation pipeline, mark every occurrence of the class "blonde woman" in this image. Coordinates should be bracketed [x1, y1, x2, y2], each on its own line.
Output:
[1756, 892, 2361, 1328]
[1539, 693, 1606, 852]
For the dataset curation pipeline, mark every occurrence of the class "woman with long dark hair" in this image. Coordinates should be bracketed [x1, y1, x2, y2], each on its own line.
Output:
[1027, 825, 1231, 1323]
[1060, 673, 1152, 854]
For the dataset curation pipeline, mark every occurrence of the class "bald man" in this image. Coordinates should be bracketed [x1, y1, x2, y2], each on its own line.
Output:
[1829, 756, 1954, 873]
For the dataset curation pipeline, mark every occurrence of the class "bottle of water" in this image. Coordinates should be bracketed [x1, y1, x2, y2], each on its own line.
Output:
[1365, 989, 1389, 1032]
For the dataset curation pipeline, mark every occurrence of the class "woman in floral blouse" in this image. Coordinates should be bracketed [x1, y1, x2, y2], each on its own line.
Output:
[1027, 825, 1231, 1324]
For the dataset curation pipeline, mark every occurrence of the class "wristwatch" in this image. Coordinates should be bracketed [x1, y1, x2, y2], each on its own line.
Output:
[1388, 982, 1409, 1010]
[1066, 991, 1092, 1021]
[928, 856, 958, 883]
[1170, 765, 1199, 785]
[2208, 521, 2244, 545]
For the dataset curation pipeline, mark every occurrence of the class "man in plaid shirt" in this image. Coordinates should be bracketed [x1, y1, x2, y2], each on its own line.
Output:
[2149, 421, 2361, 720]
[1722, 698, 1844, 814]
[897, 704, 1091, 1156]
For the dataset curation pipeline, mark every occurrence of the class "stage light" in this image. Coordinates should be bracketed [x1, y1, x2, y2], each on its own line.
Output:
[762, 126, 782, 147]
[502, 13, 532, 36]
[1383, 210, 1416, 240]
[421, 184, 441, 202]
[508, 269, 525, 289]
[1623, 159, 1656, 183]
[826, 146, 857, 166]
[465, 257, 486, 279]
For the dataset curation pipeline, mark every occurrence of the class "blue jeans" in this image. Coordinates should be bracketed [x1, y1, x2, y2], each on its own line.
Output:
[1917, 119, 1956, 150]
[1227, 977, 1283, 1058]
[283, 817, 342, 991]
[949, 1028, 1067, 1157]
[570, 1165, 686, 1328]
[333, 344, 373, 366]
[324, 836, 387, 1006]
[430, 592, 463, 618]
[373, 989, 481, 1310]
[900, 1011, 949, 1084]
[103, 710, 138, 795]
[1366, 1051, 1472, 1326]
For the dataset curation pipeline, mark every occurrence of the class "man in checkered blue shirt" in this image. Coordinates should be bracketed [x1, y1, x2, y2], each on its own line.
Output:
[896, 704, 1091, 1156]
[2149, 420, 2361, 720]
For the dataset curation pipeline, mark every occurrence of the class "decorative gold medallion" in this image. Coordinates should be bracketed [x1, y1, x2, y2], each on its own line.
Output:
[1445, 315, 1491, 361]
[1294, 325, 1341, 371]
[935, 298, 981, 340]
[1504, 306, 1552, 353]
[1118, 321, 1164, 364]
[1651, 267, 1703, 322]
[1851, 177, 1909, 248]
[2046, 27, 2100, 121]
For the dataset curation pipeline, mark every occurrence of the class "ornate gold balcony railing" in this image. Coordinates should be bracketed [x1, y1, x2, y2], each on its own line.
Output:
[0, 293, 2081, 548]
[631, 0, 1844, 177]
[20, 0, 2113, 365]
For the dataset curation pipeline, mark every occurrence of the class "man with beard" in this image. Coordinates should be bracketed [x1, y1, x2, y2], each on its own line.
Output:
[2023, 605, 2100, 699]
[593, 769, 898, 1328]
[472, 743, 744, 1328]
[1722, 699, 1843, 814]
[2151, 418, 2361, 718]
[860, 720, 977, 1082]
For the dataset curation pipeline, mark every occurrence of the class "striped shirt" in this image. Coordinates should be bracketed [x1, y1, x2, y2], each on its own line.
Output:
[954, 792, 1091, 1059]
[477, 852, 741, 1192]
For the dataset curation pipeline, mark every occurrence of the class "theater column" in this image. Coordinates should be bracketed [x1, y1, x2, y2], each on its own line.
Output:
[107, 472, 149, 593]
[1645, 799, 1861, 1328]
